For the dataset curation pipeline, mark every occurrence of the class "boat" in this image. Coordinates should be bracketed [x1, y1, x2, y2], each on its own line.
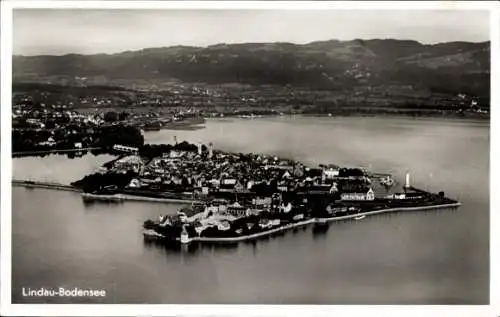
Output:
[81, 192, 124, 202]
[24, 180, 35, 188]
[380, 176, 394, 187]
[172, 111, 206, 125]
[355, 215, 366, 220]
[314, 219, 329, 231]
[316, 218, 328, 224]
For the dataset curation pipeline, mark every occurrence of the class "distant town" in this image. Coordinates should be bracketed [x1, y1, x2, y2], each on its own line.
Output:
[13, 79, 489, 123]
[11, 78, 489, 157]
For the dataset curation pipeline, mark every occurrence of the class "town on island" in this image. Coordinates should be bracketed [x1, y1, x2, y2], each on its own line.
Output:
[14, 136, 462, 246]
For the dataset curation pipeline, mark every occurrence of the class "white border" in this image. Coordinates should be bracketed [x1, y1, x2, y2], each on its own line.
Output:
[0, 0, 498, 10]
[1, 0, 14, 312]
[490, 2, 499, 316]
[1, 1, 498, 316]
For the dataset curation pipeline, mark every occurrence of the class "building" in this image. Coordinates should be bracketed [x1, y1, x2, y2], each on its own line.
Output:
[252, 197, 272, 207]
[226, 202, 247, 217]
[322, 168, 340, 179]
[114, 155, 144, 173]
[113, 144, 139, 155]
[258, 219, 273, 229]
[218, 178, 246, 193]
[127, 178, 142, 188]
[340, 188, 375, 201]
[386, 192, 425, 200]
[301, 184, 336, 195]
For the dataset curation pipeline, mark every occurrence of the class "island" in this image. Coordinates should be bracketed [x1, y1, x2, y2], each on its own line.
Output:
[12, 138, 461, 244]
[67, 140, 459, 245]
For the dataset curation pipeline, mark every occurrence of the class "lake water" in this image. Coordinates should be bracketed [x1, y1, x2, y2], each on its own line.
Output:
[11, 116, 490, 304]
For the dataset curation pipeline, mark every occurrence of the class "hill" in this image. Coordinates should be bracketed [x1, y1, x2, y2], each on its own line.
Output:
[13, 39, 490, 99]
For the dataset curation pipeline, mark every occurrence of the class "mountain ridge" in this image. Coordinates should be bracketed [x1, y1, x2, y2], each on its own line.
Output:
[13, 38, 490, 98]
[13, 39, 490, 58]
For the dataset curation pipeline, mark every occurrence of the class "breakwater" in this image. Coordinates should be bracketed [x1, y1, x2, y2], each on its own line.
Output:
[12, 180, 198, 204]
[144, 202, 462, 244]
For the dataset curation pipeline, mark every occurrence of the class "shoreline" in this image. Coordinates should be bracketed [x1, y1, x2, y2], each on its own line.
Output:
[11, 114, 488, 158]
[144, 202, 462, 244]
[205, 112, 490, 121]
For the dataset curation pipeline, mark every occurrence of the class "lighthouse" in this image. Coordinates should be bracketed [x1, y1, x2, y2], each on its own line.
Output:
[404, 172, 411, 189]
[180, 225, 190, 244]
[197, 143, 202, 155]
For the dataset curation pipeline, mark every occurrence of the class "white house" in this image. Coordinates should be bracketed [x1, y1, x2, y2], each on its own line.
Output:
[330, 183, 338, 193]
[252, 197, 272, 206]
[293, 214, 304, 221]
[226, 202, 246, 217]
[270, 219, 281, 226]
[127, 178, 141, 188]
[217, 221, 231, 231]
[282, 171, 292, 179]
[280, 202, 293, 213]
[222, 179, 237, 186]
[323, 169, 339, 179]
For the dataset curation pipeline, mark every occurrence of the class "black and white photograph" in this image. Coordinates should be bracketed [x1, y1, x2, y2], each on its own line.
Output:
[0, 0, 496, 315]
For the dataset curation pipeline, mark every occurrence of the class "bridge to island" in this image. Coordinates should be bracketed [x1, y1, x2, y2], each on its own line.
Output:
[12, 147, 103, 157]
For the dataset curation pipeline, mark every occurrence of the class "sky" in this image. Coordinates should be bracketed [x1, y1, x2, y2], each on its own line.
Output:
[13, 9, 490, 56]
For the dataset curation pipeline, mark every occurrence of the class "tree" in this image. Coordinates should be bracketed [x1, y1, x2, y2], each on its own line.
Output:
[103, 111, 119, 122]
[118, 111, 130, 121]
